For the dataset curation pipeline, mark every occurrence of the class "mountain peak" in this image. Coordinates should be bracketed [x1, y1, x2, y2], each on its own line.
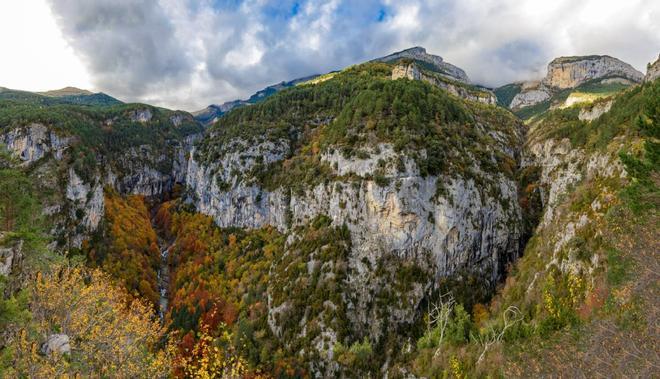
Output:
[38, 86, 93, 97]
[374, 46, 470, 83]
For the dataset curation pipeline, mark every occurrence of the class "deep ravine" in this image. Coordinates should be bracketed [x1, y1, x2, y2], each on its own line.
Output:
[151, 205, 174, 321]
[156, 236, 171, 320]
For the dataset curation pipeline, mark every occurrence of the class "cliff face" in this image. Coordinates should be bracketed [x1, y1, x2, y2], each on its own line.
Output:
[645, 54, 660, 82]
[542, 55, 643, 89]
[186, 138, 522, 369]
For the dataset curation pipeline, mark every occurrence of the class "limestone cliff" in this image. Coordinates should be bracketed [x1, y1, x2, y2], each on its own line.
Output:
[542, 55, 643, 89]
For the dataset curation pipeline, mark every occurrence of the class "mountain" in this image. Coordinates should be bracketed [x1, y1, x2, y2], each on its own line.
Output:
[374, 46, 471, 83]
[1, 48, 658, 377]
[193, 74, 320, 125]
[193, 46, 488, 125]
[37, 86, 93, 97]
[495, 55, 644, 119]
[0, 86, 122, 107]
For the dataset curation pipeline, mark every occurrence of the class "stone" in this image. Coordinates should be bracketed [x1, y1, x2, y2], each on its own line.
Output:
[129, 108, 153, 123]
[509, 86, 552, 109]
[0, 238, 23, 277]
[41, 334, 71, 355]
[579, 100, 613, 121]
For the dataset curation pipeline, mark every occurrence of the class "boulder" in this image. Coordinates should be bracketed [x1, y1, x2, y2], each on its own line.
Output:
[41, 334, 71, 355]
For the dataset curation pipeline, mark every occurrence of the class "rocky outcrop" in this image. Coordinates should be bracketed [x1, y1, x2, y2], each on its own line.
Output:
[645, 54, 660, 82]
[41, 334, 71, 355]
[129, 108, 153, 123]
[578, 99, 613, 121]
[1, 121, 202, 248]
[377, 46, 470, 83]
[0, 237, 23, 278]
[0, 124, 71, 164]
[542, 55, 643, 89]
[392, 63, 497, 105]
[508, 81, 552, 109]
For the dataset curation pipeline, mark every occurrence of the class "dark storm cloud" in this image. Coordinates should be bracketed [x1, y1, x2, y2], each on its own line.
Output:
[46, 0, 660, 110]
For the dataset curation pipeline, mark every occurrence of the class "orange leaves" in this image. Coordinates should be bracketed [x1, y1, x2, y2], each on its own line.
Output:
[228, 233, 237, 248]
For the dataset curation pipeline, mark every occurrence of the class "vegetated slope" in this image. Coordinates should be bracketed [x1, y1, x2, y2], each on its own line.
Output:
[1, 51, 657, 378]
[407, 77, 659, 377]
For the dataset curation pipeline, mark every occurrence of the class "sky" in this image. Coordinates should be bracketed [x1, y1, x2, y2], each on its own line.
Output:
[0, 0, 658, 111]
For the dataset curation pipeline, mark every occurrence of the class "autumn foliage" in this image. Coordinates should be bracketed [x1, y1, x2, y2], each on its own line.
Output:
[84, 190, 161, 306]
[156, 201, 286, 373]
[4, 265, 171, 378]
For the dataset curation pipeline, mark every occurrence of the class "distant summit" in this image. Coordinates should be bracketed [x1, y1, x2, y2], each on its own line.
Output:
[0, 86, 122, 107]
[374, 46, 470, 83]
[542, 55, 643, 89]
[38, 86, 93, 97]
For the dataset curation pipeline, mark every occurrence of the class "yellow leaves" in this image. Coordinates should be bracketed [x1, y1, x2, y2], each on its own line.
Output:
[174, 327, 248, 379]
[7, 265, 172, 378]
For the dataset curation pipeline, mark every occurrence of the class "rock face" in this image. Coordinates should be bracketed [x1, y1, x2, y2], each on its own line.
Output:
[645, 54, 660, 82]
[509, 82, 552, 109]
[0, 122, 201, 248]
[0, 123, 71, 164]
[392, 63, 497, 105]
[377, 46, 471, 83]
[129, 108, 153, 123]
[542, 55, 643, 89]
[578, 100, 613, 122]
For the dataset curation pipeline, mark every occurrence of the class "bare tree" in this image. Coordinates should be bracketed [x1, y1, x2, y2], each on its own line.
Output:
[427, 292, 455, 358]
[474, 306, 523, 364]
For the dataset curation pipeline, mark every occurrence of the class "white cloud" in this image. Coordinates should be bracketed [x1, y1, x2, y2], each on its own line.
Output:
[2, 0, 659, 110]
[0, 0, 92, 92]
